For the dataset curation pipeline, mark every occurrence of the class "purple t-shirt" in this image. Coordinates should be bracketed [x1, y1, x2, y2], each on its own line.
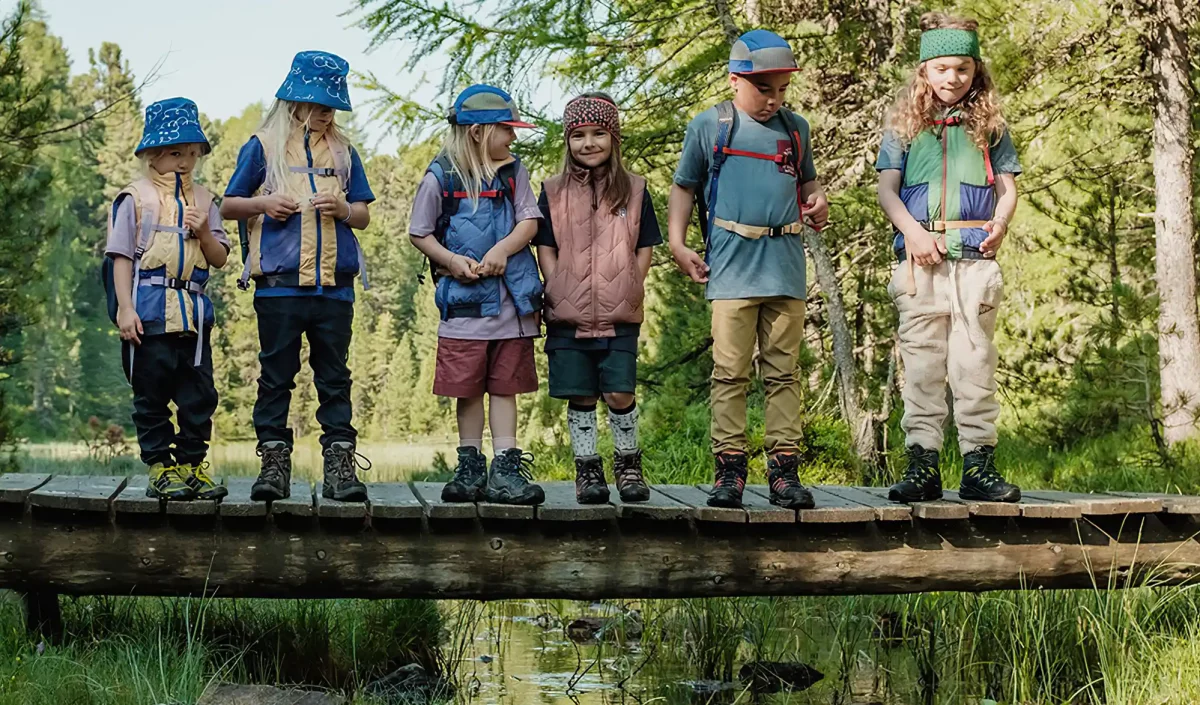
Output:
[410, 163, 542, 341]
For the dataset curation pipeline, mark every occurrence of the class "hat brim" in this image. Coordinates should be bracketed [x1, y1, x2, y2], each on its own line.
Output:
[732, 67, 801, 75]
[501, 119, 537, 128]
[134, 139, 212, 157]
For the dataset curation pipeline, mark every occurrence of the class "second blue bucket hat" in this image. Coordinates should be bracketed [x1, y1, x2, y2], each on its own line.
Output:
[134, 97, 211, 155]
[275, 50, 353, 111]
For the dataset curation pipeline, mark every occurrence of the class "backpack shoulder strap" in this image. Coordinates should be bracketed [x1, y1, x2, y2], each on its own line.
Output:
[497, 157, 520, 204]
[127, 179, 161, 259]
[777, 108, 804, 178]
[699, 102, 738, 246]
[331, 142, 352, 194]
[253, 133, 276, 195]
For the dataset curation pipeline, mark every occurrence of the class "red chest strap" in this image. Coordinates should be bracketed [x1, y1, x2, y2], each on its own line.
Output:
[713, 129, 804, 166]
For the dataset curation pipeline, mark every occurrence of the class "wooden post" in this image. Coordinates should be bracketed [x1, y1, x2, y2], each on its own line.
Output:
[22, 591, 62, 645]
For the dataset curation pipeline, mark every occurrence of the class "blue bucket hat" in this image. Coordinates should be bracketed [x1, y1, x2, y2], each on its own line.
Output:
[448, 84, 535, 128]
[728, 29, 799, 74]
[135, 98, 210, 156]
[275, 51, 352, 111]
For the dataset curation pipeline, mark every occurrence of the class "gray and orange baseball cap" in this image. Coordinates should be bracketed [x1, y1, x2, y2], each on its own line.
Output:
[448, 84, 536, 128]
[728, 29, 799, 74]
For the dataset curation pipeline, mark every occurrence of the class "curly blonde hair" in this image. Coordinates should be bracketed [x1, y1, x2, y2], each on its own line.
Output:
[885, 12, 1007, 151]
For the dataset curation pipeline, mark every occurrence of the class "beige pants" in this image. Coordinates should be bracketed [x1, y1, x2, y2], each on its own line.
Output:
[890, 259, 1004, 453]
[711, 297, 806, 455]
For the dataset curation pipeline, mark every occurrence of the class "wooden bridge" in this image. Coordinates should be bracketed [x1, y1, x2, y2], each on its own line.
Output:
[2, 472, 1199, 639]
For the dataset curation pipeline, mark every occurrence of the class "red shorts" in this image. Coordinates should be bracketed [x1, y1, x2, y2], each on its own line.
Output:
[433, 337, 538, 398]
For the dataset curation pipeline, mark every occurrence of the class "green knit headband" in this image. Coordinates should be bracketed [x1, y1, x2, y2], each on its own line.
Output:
[919, 28, 980, 62]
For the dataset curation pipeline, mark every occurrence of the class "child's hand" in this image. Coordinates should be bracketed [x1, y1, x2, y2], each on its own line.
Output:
[312, 194, 350, 221]
[905, 229, 947, 266]
[979, 218, 1008, 257]
[183, 206, 208, 233]
[259, 194, 299, 221]
[802, 191, 830, 230]
[448, 254, 481, 282]
[479, 248, 508, 277]
[671, 245, 710, 283]
[117, 306, 143, 346]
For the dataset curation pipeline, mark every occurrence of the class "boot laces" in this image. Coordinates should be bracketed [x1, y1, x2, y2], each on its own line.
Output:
[257, 447, 289, 483]
[614, 452, 644, 486]
[498, 450, 537, 481]
[453, 451, 486, 482]
[714, 455, 746, 489]
[904, 449, 939, 484]
[966, 449, 1002, 487]
[769, 456, 802, 493]
[326, 446, 371, 482]
[577, 461, 605, 488]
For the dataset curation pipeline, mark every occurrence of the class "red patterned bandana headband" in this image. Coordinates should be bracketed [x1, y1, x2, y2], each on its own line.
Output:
[563, 96, 621, 142]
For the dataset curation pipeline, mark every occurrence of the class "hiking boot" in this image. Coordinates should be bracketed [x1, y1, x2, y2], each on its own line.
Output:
[614, 450, 650, 503]
[708, 451, 748, 508]
[574, 455, 610, 504]
[181, 461, 227, 500]
[888, 445, 942, 502]
[251, 441, 292, 502]
[959, 446, 1021, 503]
[146, 462, 195, 501]
[767, 452, 814, 509]
[322, 441, 370, 503]
[441, 446, 488, 502]
[485, 448, 545, 505]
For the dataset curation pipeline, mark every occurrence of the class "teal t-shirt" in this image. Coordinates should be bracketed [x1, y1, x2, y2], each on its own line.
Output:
[674, 106, 817, 301]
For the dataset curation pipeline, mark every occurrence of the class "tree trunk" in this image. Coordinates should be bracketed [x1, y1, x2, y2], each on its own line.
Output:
[1148, 0, 1200, 444]
[805, 230, 874, 463]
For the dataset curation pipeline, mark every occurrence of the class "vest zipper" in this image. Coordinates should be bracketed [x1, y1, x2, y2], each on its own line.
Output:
[306, 130, 322, 287]
[175, 173, 189, 333]
[589, 179, 598, 333]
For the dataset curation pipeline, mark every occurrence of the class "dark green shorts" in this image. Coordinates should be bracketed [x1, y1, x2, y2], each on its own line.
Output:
[545, 334, 639, 399]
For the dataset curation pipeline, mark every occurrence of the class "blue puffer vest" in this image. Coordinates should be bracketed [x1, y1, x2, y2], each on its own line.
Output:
[426, 155, 543, 320]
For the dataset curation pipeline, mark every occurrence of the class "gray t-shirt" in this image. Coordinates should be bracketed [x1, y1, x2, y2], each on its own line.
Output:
[875, 129, 1022, 174]
[674, 106, 816, 301]
[410, 163, 542, 340]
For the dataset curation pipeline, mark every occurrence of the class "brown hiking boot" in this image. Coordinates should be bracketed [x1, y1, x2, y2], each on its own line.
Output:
[613, 450, 649, 502]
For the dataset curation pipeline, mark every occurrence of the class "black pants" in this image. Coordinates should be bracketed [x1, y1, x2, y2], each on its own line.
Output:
[252, 296, 356, 449]
[126, 333, 216, 466]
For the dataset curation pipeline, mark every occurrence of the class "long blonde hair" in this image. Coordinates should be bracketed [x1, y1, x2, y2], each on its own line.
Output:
[439, 123, 502, 210]
[885, 12, 1007, 151]
[256, 99, 351, 193]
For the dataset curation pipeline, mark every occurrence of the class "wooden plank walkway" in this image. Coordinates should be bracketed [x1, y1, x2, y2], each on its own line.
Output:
[0, 474, 1196, 603]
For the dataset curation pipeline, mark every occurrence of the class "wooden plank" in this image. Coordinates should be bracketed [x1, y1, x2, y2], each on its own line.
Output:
[315, 484, 368, 519]
[858, 486, 967, 520]
[820, 486, 912, 522]
[1110, 492, 1200, 515]
[615, 486, 692, 521]
[797, 487, 876, 523]
[655, 484, 746, 523]
[219, 478, 267, 517]
[1016, 495, 1082, 519]
[368, 483, 424, 520]
[166, 477, 223, 516]
[942, 489, 1021, 518]
[478, 499, 536, 520]
[271, 480, 314, 517]
[537, 481, 615, 521]
[411, 482, 476, 520]
[0, 474, 51, 504]
[29, 476, 127, 512]
[1025, 490, 1162, 516]
[113, 476, 161, 515]
[702, 485, 794, 523]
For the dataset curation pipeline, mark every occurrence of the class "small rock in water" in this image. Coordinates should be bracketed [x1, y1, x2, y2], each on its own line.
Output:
[738, 661, 824, 693]
[566, 613, 643, 642]
[365, 662, 454, 704]
[479, 654, 493, 664]
[197, 684, 345, 704]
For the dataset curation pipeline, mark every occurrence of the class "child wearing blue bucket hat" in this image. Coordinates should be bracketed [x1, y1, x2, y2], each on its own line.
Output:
[221, 51, 375, 504]
[668, 29, 830, 510]
[103, 97, 230, 502]
[408, 84, 545, 507]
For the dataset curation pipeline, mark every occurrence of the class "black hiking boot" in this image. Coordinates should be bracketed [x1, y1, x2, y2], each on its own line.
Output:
[485, 448, 545, 505]
[888, 445, 942, 502]
[322, 441, 370, 502]
[251, 441, 292, 502]
[959, 445, 1021, 503]
[441, 446, 488, 502]
[574, 455, 610, 504]
[708, 451, 748, 508]
[613, 450, 650, 503]
[767, 452, 815, 509]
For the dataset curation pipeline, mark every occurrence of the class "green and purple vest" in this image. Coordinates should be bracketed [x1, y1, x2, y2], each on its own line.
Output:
[895, 112, 996, 261]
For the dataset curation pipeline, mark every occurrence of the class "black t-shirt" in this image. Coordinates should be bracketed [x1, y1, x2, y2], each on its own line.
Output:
[534, 183, 663, 249]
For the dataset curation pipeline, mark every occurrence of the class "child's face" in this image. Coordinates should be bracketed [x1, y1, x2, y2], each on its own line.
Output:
[296, 104, 336, 133]
[568, 125, 613, 169]
[925, 56, 977, 106]
[485, 124, 517, 162]
[730, 72, 792, 122]
[149, 144, 202, 175]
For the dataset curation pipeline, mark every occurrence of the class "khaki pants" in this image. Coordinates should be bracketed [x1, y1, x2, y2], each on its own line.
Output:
[711, 297, 806, 455]
[890, 259, 1004, 453]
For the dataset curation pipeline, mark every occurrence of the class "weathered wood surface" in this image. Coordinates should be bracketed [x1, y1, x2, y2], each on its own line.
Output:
[1, 474, 1196, 599]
